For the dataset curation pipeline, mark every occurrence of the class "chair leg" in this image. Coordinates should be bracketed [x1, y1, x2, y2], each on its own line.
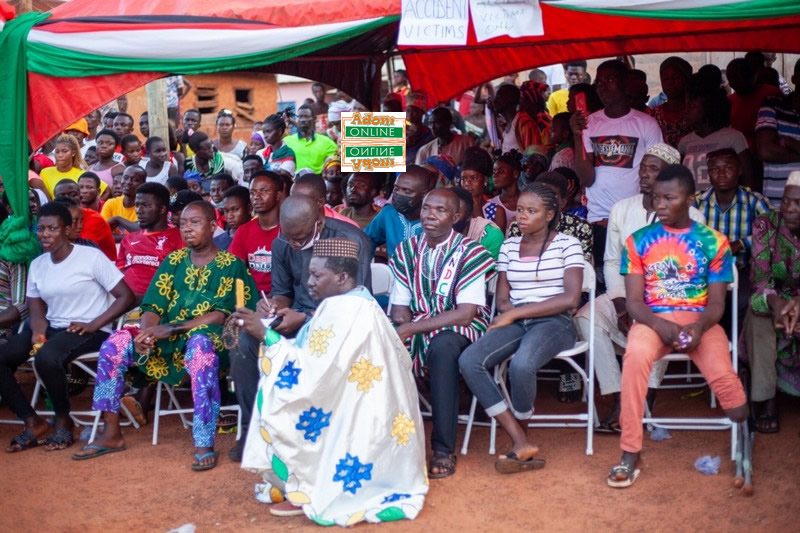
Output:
[235, 405, 242, 442]
[88, 411, 101, 444]
[489, 415, 497, 456]
[165, 384, 190, 428]
[460, 396, 477, 456]
[152, 382, 163, 446]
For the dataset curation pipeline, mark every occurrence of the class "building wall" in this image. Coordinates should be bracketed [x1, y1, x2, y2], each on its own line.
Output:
[125, 72, 279, 142]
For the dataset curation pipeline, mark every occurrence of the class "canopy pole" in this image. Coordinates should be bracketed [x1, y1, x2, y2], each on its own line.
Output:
[386, 53, 394, 94]
[146, 78, 169, 144]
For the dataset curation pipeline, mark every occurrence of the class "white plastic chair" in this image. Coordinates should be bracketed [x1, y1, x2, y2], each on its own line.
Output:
[643, 268, 740, 460]
[1, 315, 141, 441]
[151, 381, 242, 445]
[370, 262, 394, 298]
[461, 261, 598, 456]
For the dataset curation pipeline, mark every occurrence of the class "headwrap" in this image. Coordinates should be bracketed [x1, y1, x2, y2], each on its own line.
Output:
[327, 100, 352, 122]
[313, 238, 359, 260]
[645, 143, 681, 165]
[183, 170, 203, 183]
[424, 155, 457, 184]
[323, 155, 341, 172]
[64, 118, 90, 137]
[250, 131, 266, 145]
[406, 92, 429, 112]
[520, 81, 549, 115]
[787, 170, 800, 188]
[461, 146, 493, 177]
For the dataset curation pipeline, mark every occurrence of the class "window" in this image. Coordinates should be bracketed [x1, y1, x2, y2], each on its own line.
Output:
[195, 85, 218, 115]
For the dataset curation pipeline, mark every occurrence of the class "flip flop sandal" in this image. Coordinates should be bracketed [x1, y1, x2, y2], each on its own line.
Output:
[495, 452, 546, 475]
[72, 443, 127, 461]
[121, 396, 147, 426]
[216, 413, 238, 429]
[607, 463, 640, 489]
[596, 420, 622, 434]
[428, 452, 456, 479]
[7, 430, 46, 453]
[754, 414, 780, 434]
[192, 451, 219, 471]
[44, 427, 74, 451]
[269, 501, 305, 517]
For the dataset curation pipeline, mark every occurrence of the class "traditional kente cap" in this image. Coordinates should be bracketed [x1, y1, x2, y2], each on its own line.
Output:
[313, 239, 359, 260]
[787, 171, 800, 188]
[645, 143, 680, 165]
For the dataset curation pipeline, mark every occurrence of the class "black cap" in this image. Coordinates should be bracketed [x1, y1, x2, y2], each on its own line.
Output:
[169, 190, 203, 213]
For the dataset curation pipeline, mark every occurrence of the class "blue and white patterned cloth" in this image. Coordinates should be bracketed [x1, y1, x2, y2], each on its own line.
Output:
[241, 287, 427, 526]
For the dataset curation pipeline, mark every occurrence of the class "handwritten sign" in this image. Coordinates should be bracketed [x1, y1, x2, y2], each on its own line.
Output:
[469, 0, 544, 42]
[398, 0, 469, 46]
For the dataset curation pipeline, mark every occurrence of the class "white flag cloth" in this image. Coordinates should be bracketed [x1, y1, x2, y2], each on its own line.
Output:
[242, 288, 428, 526]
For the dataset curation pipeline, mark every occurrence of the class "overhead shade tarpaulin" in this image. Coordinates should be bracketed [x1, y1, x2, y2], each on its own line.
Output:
[398, 0, 800, 104]
[0, 0, 399, 224]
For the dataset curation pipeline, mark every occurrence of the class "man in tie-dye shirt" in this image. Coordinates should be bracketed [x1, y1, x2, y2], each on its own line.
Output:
[607, 164, 748, 489]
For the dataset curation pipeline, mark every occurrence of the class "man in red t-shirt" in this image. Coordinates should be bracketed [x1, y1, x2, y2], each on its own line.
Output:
[117, 182, 183, 302]
[53, 179, 117, 261]
[229, 171, 283, 293]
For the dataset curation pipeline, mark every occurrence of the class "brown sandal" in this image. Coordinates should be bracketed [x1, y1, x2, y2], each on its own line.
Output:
[429, 451, 456, 479]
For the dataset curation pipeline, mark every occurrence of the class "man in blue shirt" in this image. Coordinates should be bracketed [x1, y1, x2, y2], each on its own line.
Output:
[364, 165, 434, 258]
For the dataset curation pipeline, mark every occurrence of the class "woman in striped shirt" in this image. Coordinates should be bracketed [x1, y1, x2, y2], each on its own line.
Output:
[460, 183, 584, 474]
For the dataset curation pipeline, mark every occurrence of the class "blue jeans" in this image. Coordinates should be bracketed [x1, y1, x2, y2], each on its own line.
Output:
[459, 313, 576, 419]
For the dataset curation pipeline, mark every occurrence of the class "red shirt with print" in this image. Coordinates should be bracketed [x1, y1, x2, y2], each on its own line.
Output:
[116, 227, 184, 295]
[228, 219, 280, 293]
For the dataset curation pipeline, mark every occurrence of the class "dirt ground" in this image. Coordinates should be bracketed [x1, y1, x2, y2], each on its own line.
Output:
[1, 374, 799, 533]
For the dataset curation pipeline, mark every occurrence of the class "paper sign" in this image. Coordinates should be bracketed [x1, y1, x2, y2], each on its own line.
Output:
[398, 0, 469, 46]
[469, 0, 544, 42]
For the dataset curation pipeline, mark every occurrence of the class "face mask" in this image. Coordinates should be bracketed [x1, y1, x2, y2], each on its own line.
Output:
[393, 193, 417, 216]
[299, 221, 320, 251]
[453, 217, 469, 233]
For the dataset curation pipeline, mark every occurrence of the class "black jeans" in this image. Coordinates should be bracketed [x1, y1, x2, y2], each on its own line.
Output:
[0, 328, 108, 420]
[229, 331, 261, 437]
[426, 330, 471, 456]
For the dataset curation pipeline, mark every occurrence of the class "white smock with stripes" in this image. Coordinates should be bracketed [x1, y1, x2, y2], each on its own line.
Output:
[498, 233, 584, 306]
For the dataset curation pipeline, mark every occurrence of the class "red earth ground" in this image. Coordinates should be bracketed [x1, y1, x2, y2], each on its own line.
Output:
[1, 373, 798, 532]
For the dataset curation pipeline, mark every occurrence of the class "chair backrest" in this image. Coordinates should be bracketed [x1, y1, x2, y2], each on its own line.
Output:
[488, 275, 498, 317]
[371, 262, 394, 297]
[581, 260, 596, 294]
[729, 266, 738, 292]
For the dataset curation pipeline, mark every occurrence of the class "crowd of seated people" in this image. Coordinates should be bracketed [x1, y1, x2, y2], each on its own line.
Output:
[1, 53, 798, 525]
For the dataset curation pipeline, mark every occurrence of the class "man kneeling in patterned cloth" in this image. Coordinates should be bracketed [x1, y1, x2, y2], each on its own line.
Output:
[234, 239, 428, 525]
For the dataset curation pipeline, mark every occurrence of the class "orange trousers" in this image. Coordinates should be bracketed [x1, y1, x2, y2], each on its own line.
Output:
[620, 311, 747, 453]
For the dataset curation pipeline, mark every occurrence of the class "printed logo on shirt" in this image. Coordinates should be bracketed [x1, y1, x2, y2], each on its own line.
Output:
[125, 253, 161, 268]
[590, 135, 639, 168]
[156, 236, 169, 251]
[248, 246, 272, 273]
